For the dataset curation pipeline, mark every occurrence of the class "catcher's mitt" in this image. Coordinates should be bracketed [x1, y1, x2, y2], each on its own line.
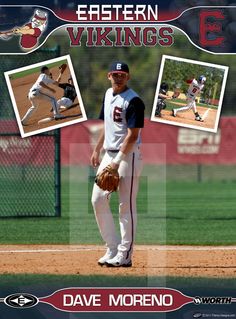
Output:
[59, 63, 67, 74]
[95, 165, 119, 193]
[172, 87, 181, 99]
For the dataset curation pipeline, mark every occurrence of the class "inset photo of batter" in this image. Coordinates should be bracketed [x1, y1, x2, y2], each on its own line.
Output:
[151, 55, 228, 133]
[4, 54, 87, 137]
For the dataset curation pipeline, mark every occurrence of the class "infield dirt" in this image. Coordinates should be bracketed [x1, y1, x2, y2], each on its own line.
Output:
[157, 103, 217, 130]
[0, 245, 235, 278]
[9, 66, 83, 134]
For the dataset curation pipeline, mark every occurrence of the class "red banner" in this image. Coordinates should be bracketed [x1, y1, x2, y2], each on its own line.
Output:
[61, 117, 236, 165]
[0, 134, 54, 166]
[1, 118, 236, 166]
[39, 287, 193, 312]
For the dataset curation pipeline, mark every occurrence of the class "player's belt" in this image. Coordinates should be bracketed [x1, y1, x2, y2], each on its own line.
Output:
[107, 150, 119, 153]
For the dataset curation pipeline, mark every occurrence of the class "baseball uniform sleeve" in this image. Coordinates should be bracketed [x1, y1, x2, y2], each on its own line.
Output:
[33, 28, 41, 37]
[42, 74, 55, 85]
[26, 23, 41, 36]
[126, 97, 145, 128]
[186, 79, 193, 84]
[59, 83, 67, 89]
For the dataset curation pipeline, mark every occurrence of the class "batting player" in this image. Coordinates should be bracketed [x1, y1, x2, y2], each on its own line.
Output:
[13, 9, 47, 50]
[172, 75, 206, 121]
[21, 66, 63, 125]
[91, 62, 145, 267]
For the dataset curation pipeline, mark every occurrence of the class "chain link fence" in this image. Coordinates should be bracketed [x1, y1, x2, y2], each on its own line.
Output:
[0, 47, 61, 217]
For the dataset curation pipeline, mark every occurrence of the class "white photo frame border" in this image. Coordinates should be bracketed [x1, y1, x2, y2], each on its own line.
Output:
[151, 54, 229, 133]
[4, 54, 87, 138]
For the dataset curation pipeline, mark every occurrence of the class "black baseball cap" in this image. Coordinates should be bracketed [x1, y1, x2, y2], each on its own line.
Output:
[109, 62, 129, 74]
[41, 66, 49, 73]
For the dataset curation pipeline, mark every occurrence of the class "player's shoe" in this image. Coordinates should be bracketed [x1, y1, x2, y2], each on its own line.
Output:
[155, 111, 161, 117]
[105, 252, 132, 267]
[50, 106, 60, 112]
[195, 115, 204, 122]
[54, 114, 64, 120]
[98, 248, 117, 266]
[21, 119, 27, 126]
[172, 109, 177, 117]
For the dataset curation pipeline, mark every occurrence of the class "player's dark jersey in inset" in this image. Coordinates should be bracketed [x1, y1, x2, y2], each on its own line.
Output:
[155, 87, 168, 117]
[59, 83, 77, 102]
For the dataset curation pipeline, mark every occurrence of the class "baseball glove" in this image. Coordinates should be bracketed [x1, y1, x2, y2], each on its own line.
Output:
[95, 165, 119, 193]
[172, 88, 181, 99]
[59, 63, 67, 74]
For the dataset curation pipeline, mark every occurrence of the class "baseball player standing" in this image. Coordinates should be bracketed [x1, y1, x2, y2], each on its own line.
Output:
[91, 62, 145, 267]
[21, 66, 63, 125]
[172, 75, 206, 121]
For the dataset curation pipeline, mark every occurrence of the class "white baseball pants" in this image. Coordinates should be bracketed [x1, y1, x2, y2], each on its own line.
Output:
[21, 89, 58, 124]
[175, 97, 197, 114]
[57, 97, 73, 109]
[91, 147, 143, 259]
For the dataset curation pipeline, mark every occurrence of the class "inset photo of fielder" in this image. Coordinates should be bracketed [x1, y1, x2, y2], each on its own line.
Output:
[4, 55, 87, 137]
[151, 55, 228, 133]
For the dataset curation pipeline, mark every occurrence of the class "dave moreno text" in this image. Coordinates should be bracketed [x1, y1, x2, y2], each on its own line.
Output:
[63, 293, 173, 307]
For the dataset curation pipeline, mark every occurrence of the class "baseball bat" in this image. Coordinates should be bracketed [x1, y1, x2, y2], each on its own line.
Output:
[0, 30, 15, 36]
[0, 29, 15, 40]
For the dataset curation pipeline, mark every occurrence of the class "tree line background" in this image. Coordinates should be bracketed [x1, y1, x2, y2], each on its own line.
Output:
[161, 59, 225, 101]
[45, 29, 235, 118]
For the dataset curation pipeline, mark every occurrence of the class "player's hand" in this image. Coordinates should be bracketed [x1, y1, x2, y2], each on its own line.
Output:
[50, 88, 56, 93]
[13, 28, 21, 34]
[110, 161, 119, 171]
[91, 150, 100, 168]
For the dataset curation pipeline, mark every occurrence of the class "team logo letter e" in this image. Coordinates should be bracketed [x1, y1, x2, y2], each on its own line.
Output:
[113, 106, 122, 122]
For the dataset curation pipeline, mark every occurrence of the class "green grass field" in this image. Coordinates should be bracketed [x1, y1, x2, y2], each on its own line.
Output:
[1, 165, 235, 316]
[9, 59, 67, 80]
[165, 98, 218, 111]
[1, 274, 235, 290]
[0, 165, 236, 245]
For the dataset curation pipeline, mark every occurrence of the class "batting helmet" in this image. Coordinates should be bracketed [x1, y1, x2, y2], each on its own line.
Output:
[160, 82, 169, 94]
[198, 75, 206, 84]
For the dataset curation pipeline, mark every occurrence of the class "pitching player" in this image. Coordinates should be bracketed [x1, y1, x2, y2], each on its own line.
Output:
[91, 62, 145, 267]
[21, 66, 63, 125]
[172, 75, 206, 121]
[155, 82, 172, 117]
